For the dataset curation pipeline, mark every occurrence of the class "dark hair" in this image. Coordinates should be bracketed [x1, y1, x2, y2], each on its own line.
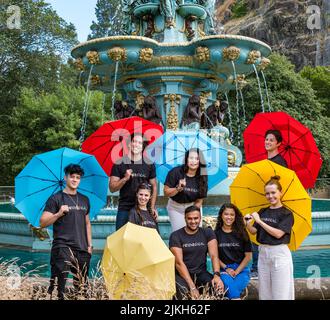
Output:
[183, 148, 208, 198]
[64, 164, 84, 177]
[184, 205, 201, 216]
[265, 129, 283, 143]
[215, 203, 249, 241]
[127, 132, 148, 151]
[134, 182, 155, 223]
[265, 175, 282, 191]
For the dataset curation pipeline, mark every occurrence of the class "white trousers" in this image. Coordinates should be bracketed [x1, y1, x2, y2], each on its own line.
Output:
[258, 244, 295, 300]
[167, 198, 203, 232]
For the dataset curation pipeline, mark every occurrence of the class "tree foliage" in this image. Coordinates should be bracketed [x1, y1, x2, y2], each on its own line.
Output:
[88, 0, 123, 39]
[0, 85, 109, 184]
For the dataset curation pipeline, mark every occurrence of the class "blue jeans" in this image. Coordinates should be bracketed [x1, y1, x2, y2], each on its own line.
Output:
[116, 210, 130, 230]
[220, 263, 250, 299]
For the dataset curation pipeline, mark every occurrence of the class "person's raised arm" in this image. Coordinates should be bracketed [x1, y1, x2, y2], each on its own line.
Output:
[149, 178, 158, 219]
[39, 205, 68, 228]
[244, 214, 258, 235]
[251, 212, 286, 239]
[109, 169, 132, 193]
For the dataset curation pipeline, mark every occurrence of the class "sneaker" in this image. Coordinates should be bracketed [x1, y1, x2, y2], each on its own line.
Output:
[250, 271, 258, 279]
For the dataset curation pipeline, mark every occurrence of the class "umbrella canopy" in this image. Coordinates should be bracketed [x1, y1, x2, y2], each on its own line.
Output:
[230, 159, 312, 251]
[82, 116, 163, 176]
[243, 111, 322, 189]
[101, 222, 175, 300]
[145, 130, 228, 190]
[15, 147, 108, 226]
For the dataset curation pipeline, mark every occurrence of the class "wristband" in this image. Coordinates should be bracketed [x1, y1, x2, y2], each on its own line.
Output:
[213, 271, 220, 277]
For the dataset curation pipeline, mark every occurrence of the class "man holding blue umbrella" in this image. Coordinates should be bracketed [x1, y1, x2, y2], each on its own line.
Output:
[40, 164, 92, 300]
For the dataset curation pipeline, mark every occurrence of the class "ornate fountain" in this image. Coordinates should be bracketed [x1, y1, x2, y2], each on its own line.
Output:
[71, 0, 272, 194]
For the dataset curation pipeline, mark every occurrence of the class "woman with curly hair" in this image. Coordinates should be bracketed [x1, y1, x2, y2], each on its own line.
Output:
[214, 203, 252, 300]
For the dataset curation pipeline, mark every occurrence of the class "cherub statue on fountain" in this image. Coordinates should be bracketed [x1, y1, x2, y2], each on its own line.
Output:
[114, 100, 135, 120]
[206, 99, 228, 128]
[142, 95, 163, 125]
[181, 94, 201, 130]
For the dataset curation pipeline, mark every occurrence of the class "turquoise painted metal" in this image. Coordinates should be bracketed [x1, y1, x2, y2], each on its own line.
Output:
[71, 0, 271, 130]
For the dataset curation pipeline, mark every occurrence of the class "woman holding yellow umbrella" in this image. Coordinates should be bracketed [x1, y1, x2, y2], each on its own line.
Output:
[245, 176, 294, 300]
[230, 159, 312, 300]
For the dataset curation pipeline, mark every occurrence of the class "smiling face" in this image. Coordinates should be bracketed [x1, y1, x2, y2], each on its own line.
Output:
[187, 151, 200, 171]
[129, 134, 144, 156]
[137, 188, 151, 207]
[185, 210, 201, 232]
[265, 184, 282, 207]
[221, 207, 236, 228]
[64, 173, 81, 190]
[265, 133, 281, 153]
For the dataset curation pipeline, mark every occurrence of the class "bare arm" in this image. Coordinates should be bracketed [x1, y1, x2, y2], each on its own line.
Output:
[170, 246, 199, 299]
[149, 178, 157, 210]
[109, 169, 131, 193]
[86, 214, 92, 254]
[39, 205, 68, 228]
[251, 212, 286, 239]
[208, 239, 224, 290]
[194, 198, 204, 208]
[164, 185, 182, 198]
[235, 252, 252, 275]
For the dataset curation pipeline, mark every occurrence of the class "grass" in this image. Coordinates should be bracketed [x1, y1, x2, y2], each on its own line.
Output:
[0, 256, 228, 300]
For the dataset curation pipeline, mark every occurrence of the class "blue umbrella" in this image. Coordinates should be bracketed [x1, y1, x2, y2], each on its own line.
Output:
[145, 131, 228, 190]
[15, 147, 108, 227]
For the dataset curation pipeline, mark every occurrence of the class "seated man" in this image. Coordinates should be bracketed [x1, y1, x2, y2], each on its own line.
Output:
[169, 205, 224, 299]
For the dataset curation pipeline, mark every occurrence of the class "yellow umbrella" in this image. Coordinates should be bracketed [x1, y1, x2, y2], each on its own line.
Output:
[101, 222, 176, 300]
[230, 159, 312, 251]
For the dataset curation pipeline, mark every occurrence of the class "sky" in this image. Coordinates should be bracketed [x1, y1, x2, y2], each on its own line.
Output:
[46, 0, 98, 42]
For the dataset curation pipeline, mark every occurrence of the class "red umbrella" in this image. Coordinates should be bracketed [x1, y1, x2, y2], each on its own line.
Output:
[82, 116, 164, 175]
[243, 111, 322, 189]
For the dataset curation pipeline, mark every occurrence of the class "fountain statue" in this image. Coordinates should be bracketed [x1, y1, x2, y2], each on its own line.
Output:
[71, 0, 272, 194]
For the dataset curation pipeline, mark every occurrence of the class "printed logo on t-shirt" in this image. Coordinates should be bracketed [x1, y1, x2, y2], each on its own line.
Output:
[182, 242, 205, 248]
[131, 172, 147, 178]
[218, 242, 240, 248]
[67, 205, 88, 211]
[261, 217, 278, 224]
[184, 187, 199, 193]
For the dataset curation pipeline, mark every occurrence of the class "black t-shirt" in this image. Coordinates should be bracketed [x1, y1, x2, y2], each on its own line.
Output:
[164, 165, 207, 203]
[129, 207, 159, 231]
[253, 206, 294, 245]
[269, 154, 288, 168]
[111, 156, 156, 211]
[215, 228, 252, 265]
[169, 227, 216, 274]
[44, 191, 90, 252]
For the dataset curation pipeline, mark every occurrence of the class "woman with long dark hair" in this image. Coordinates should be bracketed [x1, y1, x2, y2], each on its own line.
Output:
[129, 182, 158, 231]
[214, 203, 252, 300]
[164, 148, 208, 232]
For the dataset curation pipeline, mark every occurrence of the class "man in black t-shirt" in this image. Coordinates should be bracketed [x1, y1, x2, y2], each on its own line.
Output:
[110, 133, 158, 230]
[40, 164, 92, 300]
[169, 205, 223, 299]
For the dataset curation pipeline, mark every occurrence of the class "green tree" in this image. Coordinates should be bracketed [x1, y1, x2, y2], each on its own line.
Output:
[300, 66, 330, 117]
[88, 0, 123, 39]
[226, 53, 329, 187]
[0, 0, 78, 114]
[0, 85, 109, 184]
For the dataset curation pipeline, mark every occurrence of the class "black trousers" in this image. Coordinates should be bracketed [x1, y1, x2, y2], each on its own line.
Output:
[174, 271, 214, 300]
[48, 246, 91, 299]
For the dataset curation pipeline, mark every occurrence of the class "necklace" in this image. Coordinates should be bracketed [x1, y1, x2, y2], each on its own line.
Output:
[66, 193, 79, 209]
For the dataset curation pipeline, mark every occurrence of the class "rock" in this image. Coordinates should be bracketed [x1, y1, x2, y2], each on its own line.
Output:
[214, 0, 330, 70]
